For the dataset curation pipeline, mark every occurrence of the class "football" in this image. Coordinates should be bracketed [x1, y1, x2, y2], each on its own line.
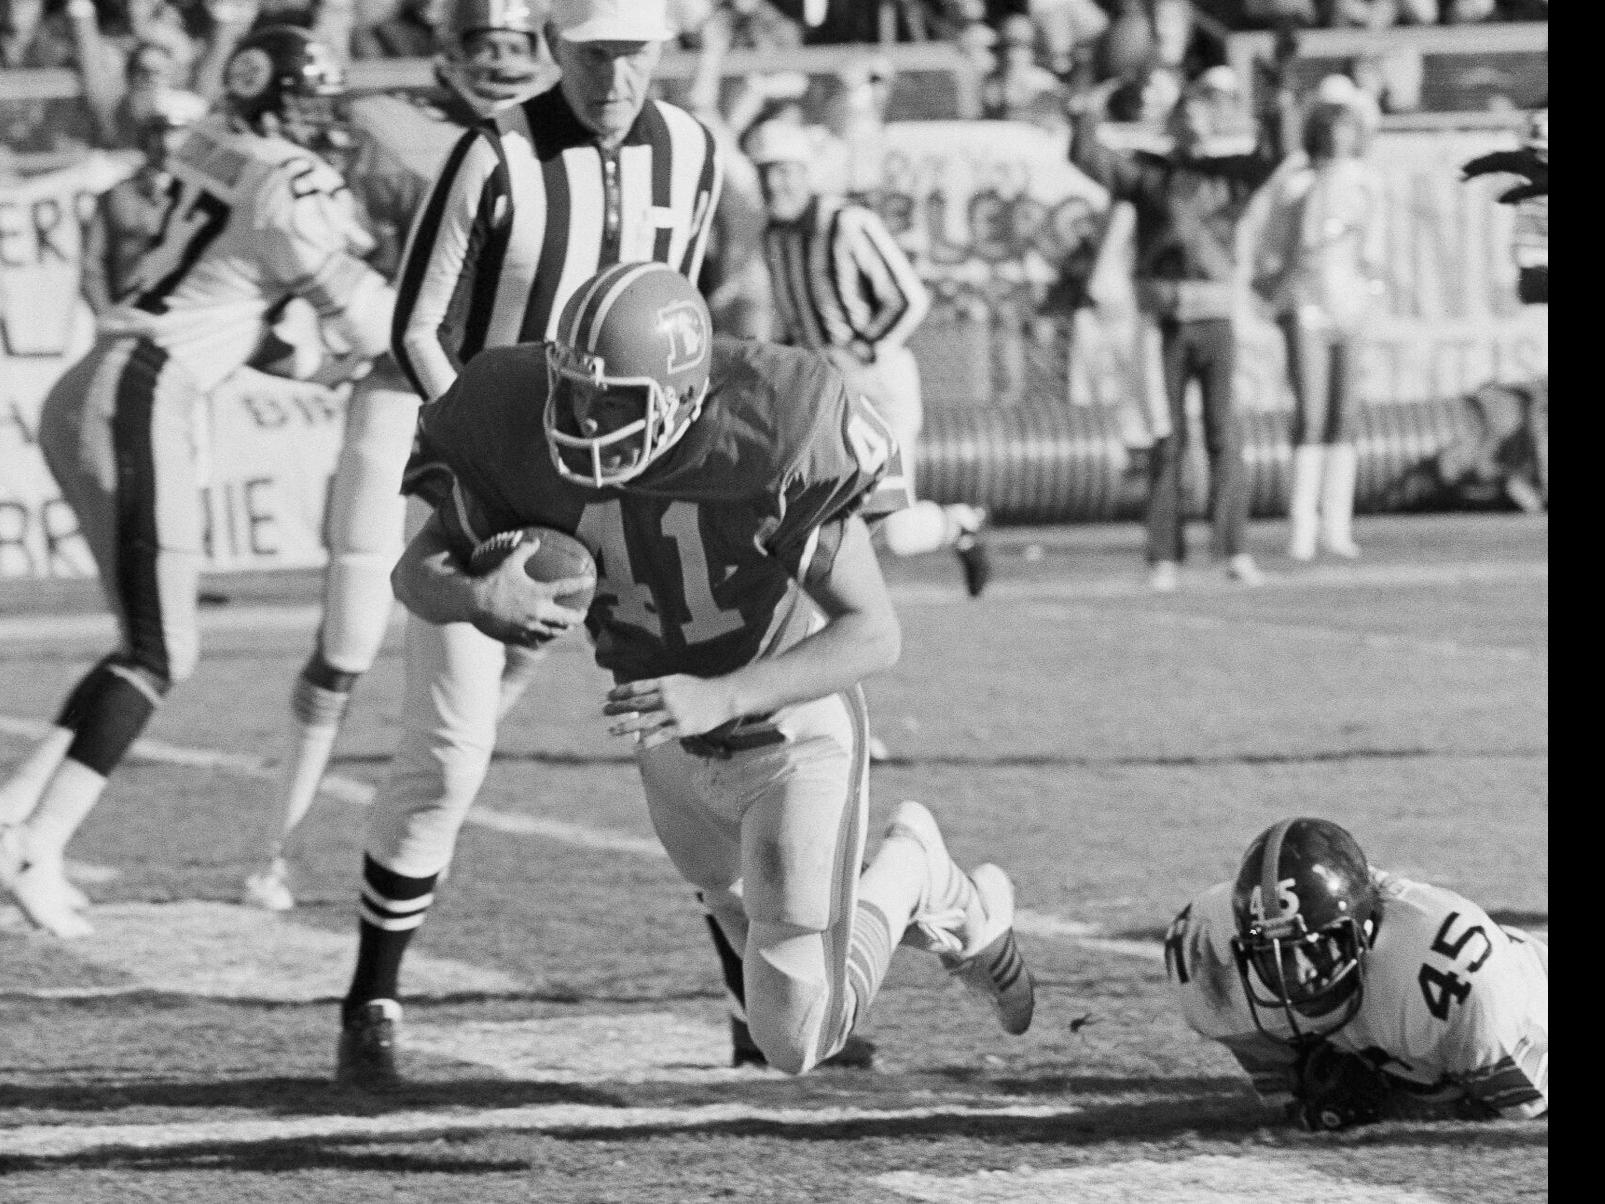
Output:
[468, 526, 597, 612]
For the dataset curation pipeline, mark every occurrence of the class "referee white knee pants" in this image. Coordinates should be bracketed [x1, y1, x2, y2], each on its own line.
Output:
[363, 607, 506, 880]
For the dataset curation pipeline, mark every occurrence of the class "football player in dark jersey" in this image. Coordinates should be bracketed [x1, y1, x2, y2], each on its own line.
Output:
[345, 262, 1036, 1081]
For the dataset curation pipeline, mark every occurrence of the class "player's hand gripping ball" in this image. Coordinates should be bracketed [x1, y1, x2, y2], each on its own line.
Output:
[469, 527, 597, 613]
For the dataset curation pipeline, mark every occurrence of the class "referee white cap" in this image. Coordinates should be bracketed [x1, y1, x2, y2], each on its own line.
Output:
[551, 0, 674, 41]
[745, 121, 815, 167]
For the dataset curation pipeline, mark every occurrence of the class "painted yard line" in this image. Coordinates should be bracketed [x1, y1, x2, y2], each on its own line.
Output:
[892, 558, 1546, 607]
[1013, 602, 1541, 663]
[0, 1101, 1081, 1160]
[0, 719, 1161, 964]
[0, 558, 1547, 643]
[0, 900, 522, 1001]
[0, 603, 332, 643]
[878, 1156, 1450, 1204]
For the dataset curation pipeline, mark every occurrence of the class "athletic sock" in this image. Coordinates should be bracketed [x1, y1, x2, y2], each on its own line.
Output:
[20, 759, 109, 868]
[855, 829, 927, 938]
[842, 900, 897, 1021]
[344, 854, 438, 1021]
[268, 652, 357, 854]
[0, 726, 73, 826]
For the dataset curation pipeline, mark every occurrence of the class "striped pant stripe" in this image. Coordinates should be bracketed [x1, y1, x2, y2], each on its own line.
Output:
[813, 685, 871, 1067]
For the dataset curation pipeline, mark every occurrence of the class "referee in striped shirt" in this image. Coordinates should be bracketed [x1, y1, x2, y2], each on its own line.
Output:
[748, 120, 991, 597]
[338, 0, 810, 1086]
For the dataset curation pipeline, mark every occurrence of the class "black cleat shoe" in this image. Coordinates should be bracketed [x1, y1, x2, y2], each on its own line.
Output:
[336, 999, 403, 1090]
[730, 1016, 877, 1070]
[954, 532, 992, 598]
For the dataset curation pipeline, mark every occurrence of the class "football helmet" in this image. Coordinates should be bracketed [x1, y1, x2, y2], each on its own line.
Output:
[433, 0, 543, 117]
[222, 25, 346, 154]
[1229, 817, 1381, 1043]
[545, 262, 713, 488]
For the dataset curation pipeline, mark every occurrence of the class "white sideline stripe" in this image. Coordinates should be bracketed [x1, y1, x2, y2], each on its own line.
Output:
[878, 1156, 1448, 1204]
[0, 559, 1547, 643]
[0, 901, 522, 1001]
[407, 1013, 757, 1084]
[892, 558, 1546, 606]
[1013, 911, 1161, 962]
[0, 722, 1163, 966]
[0, 1101, 1081, 1160]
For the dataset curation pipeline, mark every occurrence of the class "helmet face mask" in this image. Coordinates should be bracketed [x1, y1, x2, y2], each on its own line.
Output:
[434, 0, 541, 116]
[1229, 818, 1381, 1044]
[544, 263, 713, 489]
[224, 26, 347, 155]
[545, 344, 697, 487]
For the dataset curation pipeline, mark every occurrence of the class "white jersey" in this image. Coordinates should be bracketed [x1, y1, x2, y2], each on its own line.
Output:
[1165, 873, 1548, 1118]
[101, 114, 378, 393]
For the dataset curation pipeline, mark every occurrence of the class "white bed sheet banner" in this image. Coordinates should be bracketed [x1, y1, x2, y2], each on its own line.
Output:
[1, 155, 347, 580]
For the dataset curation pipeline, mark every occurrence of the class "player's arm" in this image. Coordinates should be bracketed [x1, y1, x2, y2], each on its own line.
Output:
[681, 120, 725, 285]
[262, 162, 396, 376]
[841, 206, 929, 356]
[391, 495, 590, 646]
[605, 513, 901, 745]
[390, 129, 506, 402]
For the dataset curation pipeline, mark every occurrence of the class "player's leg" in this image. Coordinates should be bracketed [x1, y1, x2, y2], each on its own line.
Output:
[1196, 319, 1257, 582]
[733, 691, 1030, 1074]
[1319, 331, 1361, 558]
[1, 341, 202, 938]
[854, 349, 990, 596]
[336, 610, 505, 1088]
[495, 643, 548, 721]
[1146, 321, 1189, 590]
[699, 879, 877, 1070]
[245, 374, 420, 910]
[1283, 315, 1326, 562]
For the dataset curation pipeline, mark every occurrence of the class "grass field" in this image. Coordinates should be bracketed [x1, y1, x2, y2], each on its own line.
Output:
[0, 513, 1547, 1203]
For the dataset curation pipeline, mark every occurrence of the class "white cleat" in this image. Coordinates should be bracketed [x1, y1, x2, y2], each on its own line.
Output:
[0, 827, 95, 939]
[1226, 554, 1265, 587]
[944, 863, 1035, 1036]
[884, 802, 1036, 1035]
[242, 857, 296, 912]
[1149, 560, 1180, 593]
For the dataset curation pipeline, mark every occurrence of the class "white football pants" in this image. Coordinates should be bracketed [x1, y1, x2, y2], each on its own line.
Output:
[319, 374, 419, 672]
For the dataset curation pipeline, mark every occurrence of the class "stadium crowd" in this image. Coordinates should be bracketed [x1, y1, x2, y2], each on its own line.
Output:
[1, 0, 1548, 155]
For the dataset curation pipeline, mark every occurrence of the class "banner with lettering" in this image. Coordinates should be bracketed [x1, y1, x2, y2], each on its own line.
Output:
[872, 120, 1547, 425]
[0, 159, 347, 580]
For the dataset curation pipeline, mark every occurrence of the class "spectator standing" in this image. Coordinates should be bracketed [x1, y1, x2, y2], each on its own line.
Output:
[1070, 66, 1282, 591]
[748, 119, 993, 597]
[1253, 75, 1383, 560]
[980, 14, 1061, 120]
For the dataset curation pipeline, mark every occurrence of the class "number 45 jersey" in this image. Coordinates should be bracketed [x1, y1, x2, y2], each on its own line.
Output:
[421, 336, 912, 684]
[1166, 873, 1548, 1118]
[100, 114, 376, 394]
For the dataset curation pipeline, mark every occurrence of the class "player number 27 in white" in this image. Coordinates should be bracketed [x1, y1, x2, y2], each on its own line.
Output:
[578, 500, 742, 645]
